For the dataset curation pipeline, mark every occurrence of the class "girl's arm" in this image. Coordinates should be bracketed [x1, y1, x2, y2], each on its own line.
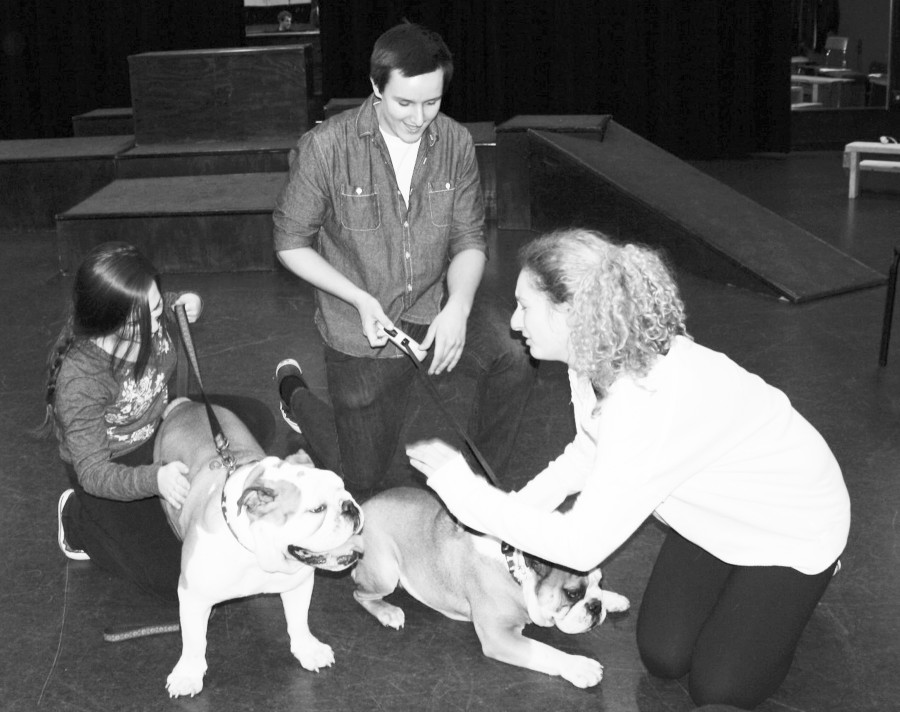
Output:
[55, 375, 161, 500]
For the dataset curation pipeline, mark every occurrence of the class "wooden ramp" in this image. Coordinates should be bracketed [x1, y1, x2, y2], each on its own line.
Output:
[528, 122, 885, 302]
[55, 173, 287, 273]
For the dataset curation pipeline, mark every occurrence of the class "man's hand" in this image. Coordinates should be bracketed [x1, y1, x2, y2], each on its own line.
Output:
[421, 299, 468, 375]
[354, 292, 394, 349]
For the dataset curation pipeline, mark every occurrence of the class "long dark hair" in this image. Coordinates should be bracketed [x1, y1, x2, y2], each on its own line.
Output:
[36, 242, 163, 436]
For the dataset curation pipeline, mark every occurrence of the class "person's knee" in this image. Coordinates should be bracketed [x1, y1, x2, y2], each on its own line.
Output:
[637, 631, 692, 680]
[688, 653, 787, 709]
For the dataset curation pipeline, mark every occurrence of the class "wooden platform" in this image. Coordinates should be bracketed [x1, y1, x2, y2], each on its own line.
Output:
[0, 136, 134, 230]
[114, 137, 296, 179]
[55, 173, 287, 273]
[495, 115, 611, 230]
[528, 122, 884, 302]
[129, 45, 314, 143]
[71, 108, 134, 137]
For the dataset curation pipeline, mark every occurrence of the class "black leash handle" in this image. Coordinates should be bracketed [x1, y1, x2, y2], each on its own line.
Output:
[388, 330, 502, 489]
[174, 304, 234, 467]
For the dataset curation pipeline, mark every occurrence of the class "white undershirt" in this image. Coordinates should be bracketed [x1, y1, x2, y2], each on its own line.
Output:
[381, 129, 420, 207]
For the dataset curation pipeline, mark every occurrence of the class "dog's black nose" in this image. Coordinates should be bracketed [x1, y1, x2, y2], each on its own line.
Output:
[586, 599, 603, 617]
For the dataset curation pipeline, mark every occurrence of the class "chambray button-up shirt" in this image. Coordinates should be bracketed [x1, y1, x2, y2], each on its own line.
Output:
[273, 95, 486, 358]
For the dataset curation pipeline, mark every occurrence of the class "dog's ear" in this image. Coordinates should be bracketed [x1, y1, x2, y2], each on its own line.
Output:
[237, 485, 278, 515]
[523, 553, 553, 581]
[285, 449, 314, 466]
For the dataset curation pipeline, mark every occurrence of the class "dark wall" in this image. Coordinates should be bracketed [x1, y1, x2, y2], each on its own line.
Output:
[1, 0, 789, 158]
[0, 0, 243, 140]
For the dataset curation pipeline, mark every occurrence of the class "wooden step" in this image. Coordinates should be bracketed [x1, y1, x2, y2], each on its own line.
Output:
[0, 136, 134, 230]
[128, 46, 314, 144]
[56, 173, 287, 273]
[115, 137, 296, 179]
[72, 108, 134, 137]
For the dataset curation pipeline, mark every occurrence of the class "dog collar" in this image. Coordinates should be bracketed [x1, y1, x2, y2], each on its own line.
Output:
[501, 542, 527, 586]
[219, 458, 260, 552]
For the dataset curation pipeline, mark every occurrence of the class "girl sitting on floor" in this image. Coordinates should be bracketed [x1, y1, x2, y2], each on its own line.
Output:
[37, 241, 272, 602]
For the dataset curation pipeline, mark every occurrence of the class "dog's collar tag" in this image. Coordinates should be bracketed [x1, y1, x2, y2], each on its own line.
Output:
[502, 543, 527, 586]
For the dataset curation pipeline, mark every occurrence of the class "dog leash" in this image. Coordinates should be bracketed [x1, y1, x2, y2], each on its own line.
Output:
[385, 327, 501, 489]
[387, 329, 527, 576]
[174, 305, 256, 554]
[174, 305, 236, 473]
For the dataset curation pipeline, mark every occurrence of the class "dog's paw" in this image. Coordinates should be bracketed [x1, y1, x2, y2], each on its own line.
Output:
[559, 655, 604, 688]
[166, 665, 206, 698]
[293, 638, 336, 672]
[600, 589, 630, 614]
[356, 598, 406, 629]
[373, 602, 405, 630]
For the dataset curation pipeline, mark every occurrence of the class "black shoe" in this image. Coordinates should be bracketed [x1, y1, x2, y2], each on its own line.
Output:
[275, 358, 306, 434]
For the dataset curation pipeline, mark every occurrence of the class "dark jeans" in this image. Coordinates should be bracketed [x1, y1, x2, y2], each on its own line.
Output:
[62, 394, 274, 603]
[290, 295, 536, 499]
[636, 529, 839, 709]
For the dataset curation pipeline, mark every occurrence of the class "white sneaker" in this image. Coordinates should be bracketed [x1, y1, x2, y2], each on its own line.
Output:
[57, 489, 90, 561]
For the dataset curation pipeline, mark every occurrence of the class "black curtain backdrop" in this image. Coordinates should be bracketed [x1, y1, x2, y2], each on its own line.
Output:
[1, 0, 243, 140]
[1, 0, 789, 158]
[319, 0, 791, 158]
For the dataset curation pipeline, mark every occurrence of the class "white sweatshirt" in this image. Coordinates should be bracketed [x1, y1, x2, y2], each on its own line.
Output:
[427, 336, 850, 575]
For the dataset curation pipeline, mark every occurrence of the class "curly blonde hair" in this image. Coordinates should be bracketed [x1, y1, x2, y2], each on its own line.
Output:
[519, 228, 688, 396]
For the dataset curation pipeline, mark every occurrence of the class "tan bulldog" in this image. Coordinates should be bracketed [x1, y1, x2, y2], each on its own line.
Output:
[352, 487, 629, 688]
[154, 399, 363, 698]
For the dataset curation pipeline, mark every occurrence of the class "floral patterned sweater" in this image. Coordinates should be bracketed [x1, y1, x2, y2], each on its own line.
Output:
[54, 330, 177, 500]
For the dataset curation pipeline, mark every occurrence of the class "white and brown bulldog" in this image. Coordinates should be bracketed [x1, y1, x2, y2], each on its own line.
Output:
[351, 487, 629, 688]
[154, 399, 363, 698]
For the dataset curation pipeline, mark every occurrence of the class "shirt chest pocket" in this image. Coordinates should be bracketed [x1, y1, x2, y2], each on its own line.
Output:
[427, 180, 456, 227]
[340, 185, 380, 231]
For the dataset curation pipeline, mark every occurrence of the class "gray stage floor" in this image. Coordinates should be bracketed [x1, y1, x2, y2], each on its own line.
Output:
[2, 150, 898, 711]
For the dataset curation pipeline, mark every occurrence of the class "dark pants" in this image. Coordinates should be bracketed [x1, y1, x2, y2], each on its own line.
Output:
[290, 295, 536, 499]
[636, 529, 839, 709]
[62, 394, 274, 603]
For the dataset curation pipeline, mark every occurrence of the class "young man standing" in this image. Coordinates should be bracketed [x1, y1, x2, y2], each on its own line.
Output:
[273, 23, 535, 498]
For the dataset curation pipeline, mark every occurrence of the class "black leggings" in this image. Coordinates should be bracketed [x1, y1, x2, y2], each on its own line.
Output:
[636, 530, 838, 710]
[62, 394, 274, 603]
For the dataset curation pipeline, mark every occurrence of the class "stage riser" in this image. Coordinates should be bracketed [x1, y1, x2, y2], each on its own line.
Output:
[0, 137, 133, 231]
[0, 161, 116, 230]
[116, 151, 290, 179]
[72, 108, 134, 137]
[129, 46, 314, 143]
[55, 173, 287, 273]
[57, 214, 277, 273]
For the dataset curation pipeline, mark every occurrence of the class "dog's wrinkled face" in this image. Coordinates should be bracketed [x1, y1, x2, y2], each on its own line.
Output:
[526, 562, 629, 633]
[237, 456, 364, 574]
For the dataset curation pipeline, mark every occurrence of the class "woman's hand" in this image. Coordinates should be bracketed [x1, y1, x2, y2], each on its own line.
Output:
[158, 461, 190, 509]
[406, 438, 468, 479]
[173, 293, 203, 323]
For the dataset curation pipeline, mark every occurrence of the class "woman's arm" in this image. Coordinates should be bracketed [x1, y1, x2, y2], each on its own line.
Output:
[56, 375, 161, 500]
